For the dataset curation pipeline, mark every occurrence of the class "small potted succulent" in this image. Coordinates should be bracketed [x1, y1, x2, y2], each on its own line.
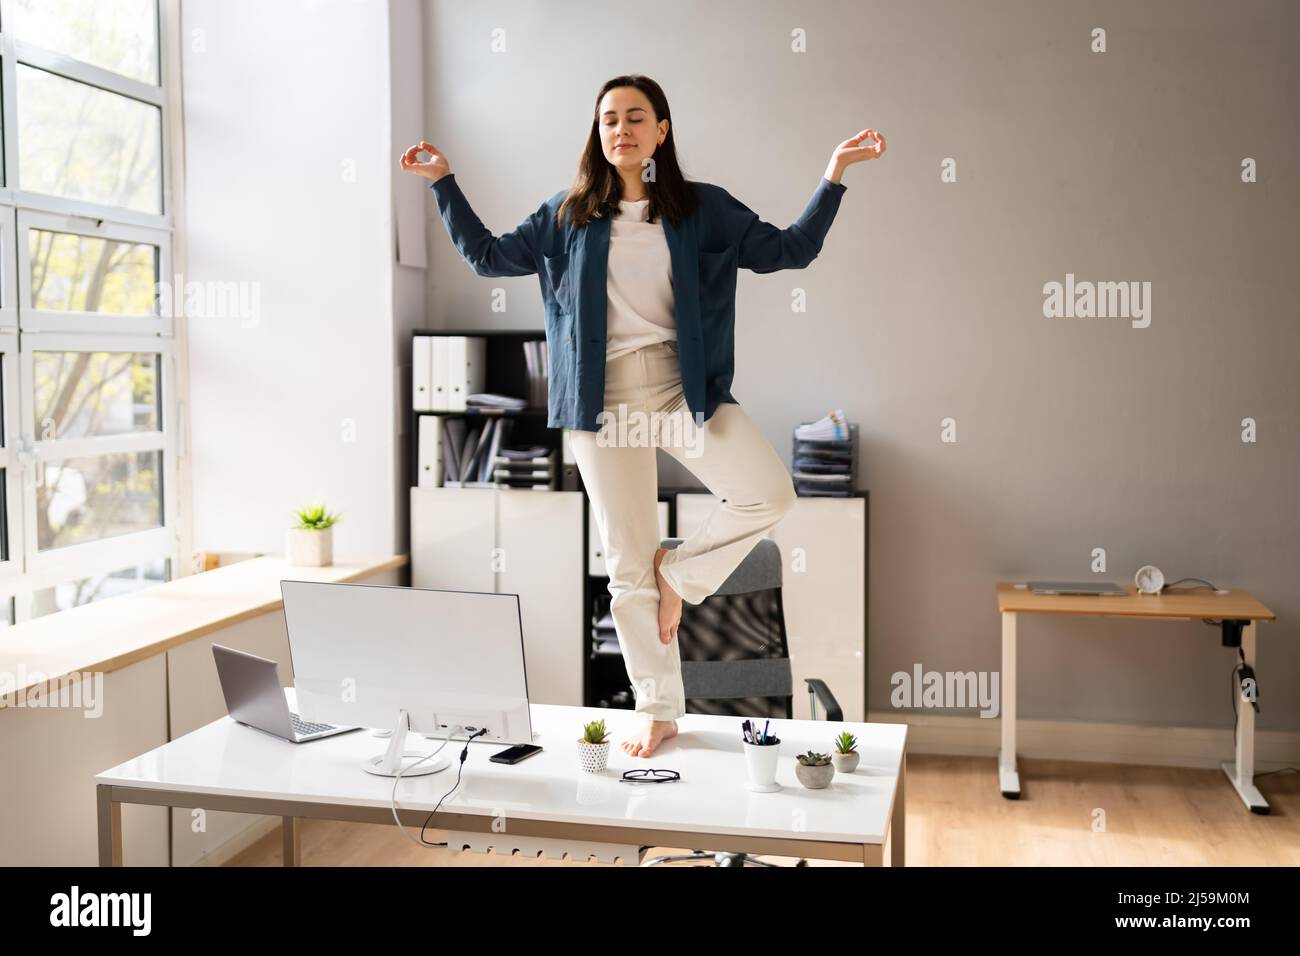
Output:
[831, 731, 860, 773]
[795, 750, 835, 789]
[577, 719, 612, 773]
[286, 501, 340, 567]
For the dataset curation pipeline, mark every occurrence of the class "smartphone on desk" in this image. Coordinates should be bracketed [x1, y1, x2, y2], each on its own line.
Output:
[491, 743, 543, 764]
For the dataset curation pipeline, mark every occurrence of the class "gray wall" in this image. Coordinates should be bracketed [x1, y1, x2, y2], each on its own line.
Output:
[421, 0, 1300, 733]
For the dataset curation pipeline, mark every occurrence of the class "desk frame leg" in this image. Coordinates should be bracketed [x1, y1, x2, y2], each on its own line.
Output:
[999, 611, 1020, 798]
[890, 748, 906, 866]
[1220, 621, 1269, 814]
[282, 816, 302, 866]
[97, 785, 122, 867]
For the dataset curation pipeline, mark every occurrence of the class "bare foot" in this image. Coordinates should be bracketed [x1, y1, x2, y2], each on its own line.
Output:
[621, 718, 679, 757]
[654, 547, 682, 644]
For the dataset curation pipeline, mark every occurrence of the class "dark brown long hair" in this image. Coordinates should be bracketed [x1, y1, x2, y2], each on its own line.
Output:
[556, 74, 700, 230]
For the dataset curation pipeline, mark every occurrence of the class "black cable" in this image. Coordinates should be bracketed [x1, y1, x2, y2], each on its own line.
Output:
[1230, 651, 1241, 741]
[1227, 645, 1272, 780]
[1163, 577, 1220, 592]
[420, 727, 488, 846]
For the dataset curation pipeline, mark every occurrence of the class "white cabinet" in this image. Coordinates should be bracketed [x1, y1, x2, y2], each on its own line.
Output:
[411, 487, 584, 705]
[497, 491, 584, 706]
[675, 493, 866, 721]
[411, 486, 495, 592]
[589, 501, 669, 577]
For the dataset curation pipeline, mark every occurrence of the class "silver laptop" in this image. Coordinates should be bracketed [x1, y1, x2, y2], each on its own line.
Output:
[212, 644, 359, 743]
[1027, 580, 1126, 596]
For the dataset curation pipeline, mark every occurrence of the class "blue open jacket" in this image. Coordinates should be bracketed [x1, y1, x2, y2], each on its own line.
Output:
[429, 173, 848, 432]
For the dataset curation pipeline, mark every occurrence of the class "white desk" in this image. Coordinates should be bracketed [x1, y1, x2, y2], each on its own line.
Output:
[97, 695, 907, 867]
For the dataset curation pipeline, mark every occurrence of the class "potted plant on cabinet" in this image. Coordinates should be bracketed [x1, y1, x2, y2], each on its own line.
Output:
[831, 731, 860, 773]
[577, 719, 611, 773]
[795, 750, 835, 789]
[286, 501, 340, 567]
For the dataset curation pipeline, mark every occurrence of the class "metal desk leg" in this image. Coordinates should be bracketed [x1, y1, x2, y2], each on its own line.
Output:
[282, 816, 302, 866]
[999, 611, 1020, 798]
[891, 749, 906, 866]
[1220, 621, 1269, 814]
[97, 785, 122, 866]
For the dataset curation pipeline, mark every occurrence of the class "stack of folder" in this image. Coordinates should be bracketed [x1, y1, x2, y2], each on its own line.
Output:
[466, 392, 528, 411]
[492, 447, 557, 490]
[590, 609, 620, 658]
[791, 409, 857, 497]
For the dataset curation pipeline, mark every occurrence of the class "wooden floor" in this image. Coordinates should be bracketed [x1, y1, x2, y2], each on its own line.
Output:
[225, 754, 1300, 867]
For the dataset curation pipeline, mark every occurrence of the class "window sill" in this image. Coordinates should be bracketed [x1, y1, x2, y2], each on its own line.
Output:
[0, 554, 408, 702]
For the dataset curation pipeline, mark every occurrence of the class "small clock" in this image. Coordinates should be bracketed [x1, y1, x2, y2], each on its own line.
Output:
[1134, 565, 1165, 595]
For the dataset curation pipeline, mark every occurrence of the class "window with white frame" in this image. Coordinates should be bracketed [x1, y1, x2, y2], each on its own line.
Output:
[0, 0, 177, 624]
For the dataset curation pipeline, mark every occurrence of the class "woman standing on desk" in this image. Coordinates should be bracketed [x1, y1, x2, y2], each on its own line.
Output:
[401, 75, 884, 758]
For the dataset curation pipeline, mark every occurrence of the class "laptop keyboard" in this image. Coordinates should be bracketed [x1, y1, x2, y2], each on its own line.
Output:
[290, 713, 337, 736]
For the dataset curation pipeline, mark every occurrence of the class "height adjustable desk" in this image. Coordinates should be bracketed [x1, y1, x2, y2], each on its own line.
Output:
[996, 582, 1276, 813]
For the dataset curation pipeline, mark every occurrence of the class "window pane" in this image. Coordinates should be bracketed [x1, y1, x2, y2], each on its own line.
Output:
[34, 351, 160, 439]
[18, 65, 162, 213]
[38, 449, 162, 550]
[0, 597, 13, 627]
[29, 229, 158, 316]
[11, 0, 159, 85]
[32, 558, 170, 618]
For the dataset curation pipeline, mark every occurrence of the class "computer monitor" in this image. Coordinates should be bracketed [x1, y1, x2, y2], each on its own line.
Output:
[280, 580, 533, 777]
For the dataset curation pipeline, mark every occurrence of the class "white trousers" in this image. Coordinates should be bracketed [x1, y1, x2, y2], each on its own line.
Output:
[567, 340, 796, 721]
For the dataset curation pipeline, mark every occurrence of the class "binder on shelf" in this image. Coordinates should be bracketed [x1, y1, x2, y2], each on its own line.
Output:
[442, 418, 465, 483]
[523, 338, 548, 409]
[458, 418, 495, 483]
[431, 336, 449, 411]
[446, 336, 486, 412]
[413, 336, 432, 411]
[482, 417, 511, 481]
[417, 415, 442, 487]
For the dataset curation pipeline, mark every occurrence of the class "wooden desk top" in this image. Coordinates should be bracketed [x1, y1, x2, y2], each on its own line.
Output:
[996, 582, 1275, 620]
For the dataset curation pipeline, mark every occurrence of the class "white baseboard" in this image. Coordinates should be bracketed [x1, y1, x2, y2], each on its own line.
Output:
[868, 711, 1300, 771]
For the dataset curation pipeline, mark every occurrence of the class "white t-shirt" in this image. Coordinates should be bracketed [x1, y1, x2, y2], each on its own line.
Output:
[605, 197, 677, 361]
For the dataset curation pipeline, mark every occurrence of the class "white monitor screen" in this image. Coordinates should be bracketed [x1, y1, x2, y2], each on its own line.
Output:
[281, 580, 533, 745]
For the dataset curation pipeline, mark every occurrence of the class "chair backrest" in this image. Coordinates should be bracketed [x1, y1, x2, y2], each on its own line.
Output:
[660, 537, 793, 719]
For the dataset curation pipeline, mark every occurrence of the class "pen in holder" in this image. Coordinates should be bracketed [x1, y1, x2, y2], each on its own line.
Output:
[741, 720, 781, 793]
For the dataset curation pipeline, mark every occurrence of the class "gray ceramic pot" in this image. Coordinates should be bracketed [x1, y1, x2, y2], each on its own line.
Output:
[832, 750, 860, 774]
[795, 760, 835, 789]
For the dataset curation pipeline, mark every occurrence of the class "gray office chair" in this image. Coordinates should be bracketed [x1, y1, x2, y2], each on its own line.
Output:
[638, 536, 843, 868]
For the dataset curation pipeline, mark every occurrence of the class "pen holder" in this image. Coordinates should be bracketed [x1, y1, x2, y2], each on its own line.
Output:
[743, 738, 782, 793]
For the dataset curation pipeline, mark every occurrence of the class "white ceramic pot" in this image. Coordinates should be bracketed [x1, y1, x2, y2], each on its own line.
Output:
[286, 527, 333, 567]
[578, 740, 610, 774]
